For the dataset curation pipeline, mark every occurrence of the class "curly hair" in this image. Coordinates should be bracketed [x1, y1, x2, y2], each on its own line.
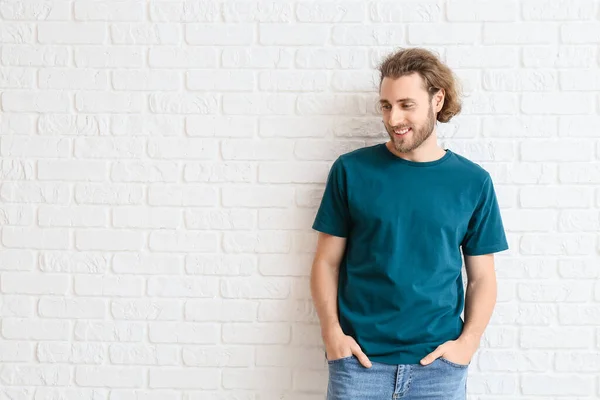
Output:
[377, 48, 462, 123]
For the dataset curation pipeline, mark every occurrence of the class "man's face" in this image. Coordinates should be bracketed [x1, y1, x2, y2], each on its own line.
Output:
[379, 73, 437, 153]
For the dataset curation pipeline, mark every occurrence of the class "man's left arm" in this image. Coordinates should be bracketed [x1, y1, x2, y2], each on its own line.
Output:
[420, 253, 497, 366]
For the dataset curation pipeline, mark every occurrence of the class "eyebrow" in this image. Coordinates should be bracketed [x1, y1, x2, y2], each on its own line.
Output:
[379, 98, 417, 104]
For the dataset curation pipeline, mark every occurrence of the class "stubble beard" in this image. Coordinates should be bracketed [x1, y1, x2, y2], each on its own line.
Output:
[386, 105, 437, 154]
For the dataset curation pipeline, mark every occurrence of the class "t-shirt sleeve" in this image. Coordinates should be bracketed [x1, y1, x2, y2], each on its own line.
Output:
[461, 175, 509, 256]
[312, 157, 350, 238]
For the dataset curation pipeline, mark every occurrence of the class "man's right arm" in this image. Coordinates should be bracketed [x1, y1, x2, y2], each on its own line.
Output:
[310, 232, 372, 368]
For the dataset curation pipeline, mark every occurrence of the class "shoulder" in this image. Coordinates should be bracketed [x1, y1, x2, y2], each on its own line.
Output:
[448, 150, 492, 184]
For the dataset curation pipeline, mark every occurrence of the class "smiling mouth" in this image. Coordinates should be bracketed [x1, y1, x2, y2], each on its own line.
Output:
[393, 127, 411, 136]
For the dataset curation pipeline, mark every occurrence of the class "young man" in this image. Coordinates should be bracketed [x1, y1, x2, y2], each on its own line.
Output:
[310, 48, 508, 400]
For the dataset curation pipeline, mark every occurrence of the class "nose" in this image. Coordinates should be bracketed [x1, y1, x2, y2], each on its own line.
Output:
[388, 106, 406, 127]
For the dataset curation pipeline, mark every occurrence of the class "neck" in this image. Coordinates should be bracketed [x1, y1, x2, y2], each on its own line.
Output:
[385, 131, 446, 163]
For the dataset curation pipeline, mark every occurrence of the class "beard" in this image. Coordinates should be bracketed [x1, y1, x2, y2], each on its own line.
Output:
[385, 105, 436, 153]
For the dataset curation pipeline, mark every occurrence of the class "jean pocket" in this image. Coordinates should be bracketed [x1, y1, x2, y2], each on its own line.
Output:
[438, 357, 469, 368]
[327, 355, 354, 364]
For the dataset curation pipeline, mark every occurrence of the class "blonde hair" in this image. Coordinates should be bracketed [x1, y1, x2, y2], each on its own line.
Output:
[377, 48, 462, 123]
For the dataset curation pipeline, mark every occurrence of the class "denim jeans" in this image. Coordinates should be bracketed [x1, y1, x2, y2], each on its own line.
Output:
[327, 355, 468, 400]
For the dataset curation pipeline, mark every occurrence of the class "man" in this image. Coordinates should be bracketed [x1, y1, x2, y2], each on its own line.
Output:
[310, 48, 508, 400]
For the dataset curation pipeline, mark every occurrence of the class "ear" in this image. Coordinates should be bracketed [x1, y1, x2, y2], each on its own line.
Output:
[433, 88, 445, 113]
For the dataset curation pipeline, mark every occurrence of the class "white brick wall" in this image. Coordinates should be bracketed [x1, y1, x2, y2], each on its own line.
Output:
[0, 1, 599, 399]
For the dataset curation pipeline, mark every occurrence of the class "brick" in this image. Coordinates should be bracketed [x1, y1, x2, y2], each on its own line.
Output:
[559, 258, 598, 279]
[0, 113, 37, 135]
[518, 282, 593, 302]
[223, 94, 295, 115]
[0, 342, 34, 362]
[559, 163, 600, 183]
[447, 1, 517, 21]
[0, 1, 70, 20]
[558, 210, 600, 232]
[38, 22, 106, 44]
[221, 277, 290, 299]
[185, 299, 257, 322]
[113, 253, 184, 275]
[74, 1, 145, 21]
[0, 365, 70, 386]
[184, 162, 254, 183]
[296, 48, 367, 69]
[222, 139, 293, 161]
[561, 23, 600, 43]
[112, 115, 184, 136]
[74, 321, 144, 342]
[111, 161, 179, 183]
[523, 46, 595, 68]
[0, 67, 35, 88]
[223, 368, 291, 390]
[75, 229, 144, 251]
[260, 24, 328, 45]
[222, 47, 293, 69]
[222, 323, 290, 344]
[2, 227, 69, 249]
[111, 300, 181, 321]
[2, 318, 70, 340]
[188, 70, 254, 91]
[446, 46, 518, 68]
[112, 207, 181, 229]
[222, 187, 293, 208]
[478, 351, 552, 372]
[185, 209, 255, 230]
[75, 367, 144, 388]
[258, 300, 317, 322]
[222, 232, 292, 253]
[297, 2, 364, 22]
[150, 1, 219, 22]
[461, 93, 518, 115]
[38, 114, 110, 135]
[185, 254, 256, 276]
[149, 322, 218, 344]
[483, 70, 556, 91]
[74, 137, 145, 159]
[149, 368, 219, 389]
[520, 234, 595, 255]
[75, 92, 143, 113]
[0, 23, 34, 43]
[39, 297, 105, 319]
[111, 23, 180, 45]
[222, 1, 292, 22]
[521, 328, 593, 348]
[0, 160, 34, 181]
[186, 116, 256, 137]
[74, 275, 144, 297]
[37, 342, 105, 364]
[39, 68, 108, 90]
[148, 138, 217, 159]
[521, 375, 593, 396]
[148, 231, 218, 252]
[560, 70, 600, 91]
[148, 185, 218, 206]
[333, 25, 403, 45]
[75, 46, 143, 68]
[521, 140, 592, 161]
[409, 24, 479, 44]
[75, 183, 144, 205]
[149, 93, 218, 114]
[1, 136, 69, 158]
[38, 205, 107, 228]
[2, 90, 70, 112]
[369, 1, 442, 22]
[149, 47, 217, 68]
[522, 93, 594, 114]
[40, 251, 110, 274]
[297, 94, 366, 115]
[0, 250, 34, 271]
[258, 209, 316, 230]
[260, 71, 327, 92]
[523, 0, 596, 20]
[484, 23, 557, 44]
[501, 210, 556, 232]
[147, 277, 219, 297]
[183, 345, 253, 367]
[109, 344, 179, 365]
[520, 186, 592, 208]
[113, 70, 181, 91]
[186, 24, 254, 45]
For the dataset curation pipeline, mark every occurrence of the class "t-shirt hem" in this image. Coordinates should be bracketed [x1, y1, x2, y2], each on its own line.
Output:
[312, 220, 347, 238]
[462, 242, 509, 256]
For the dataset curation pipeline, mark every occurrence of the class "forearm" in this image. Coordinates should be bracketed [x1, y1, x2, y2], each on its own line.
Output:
[310, 260, 342, 338]
[460, 277, 497, 344]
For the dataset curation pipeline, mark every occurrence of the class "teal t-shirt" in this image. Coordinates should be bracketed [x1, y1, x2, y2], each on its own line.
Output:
[312, 143, 509, 365]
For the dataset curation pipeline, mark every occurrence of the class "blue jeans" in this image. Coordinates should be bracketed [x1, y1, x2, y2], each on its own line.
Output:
[327, 355, 468, 400]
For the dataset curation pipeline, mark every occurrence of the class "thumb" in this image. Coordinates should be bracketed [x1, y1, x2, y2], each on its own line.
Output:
[351, 345, 372, 369]
[420, 346, 444, 366]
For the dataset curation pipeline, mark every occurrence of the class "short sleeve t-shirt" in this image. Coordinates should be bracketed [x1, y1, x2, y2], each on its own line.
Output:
[312, 143, 509, 365]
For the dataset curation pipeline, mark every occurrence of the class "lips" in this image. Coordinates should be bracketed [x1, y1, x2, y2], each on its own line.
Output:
[393, 127, 411, 136]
